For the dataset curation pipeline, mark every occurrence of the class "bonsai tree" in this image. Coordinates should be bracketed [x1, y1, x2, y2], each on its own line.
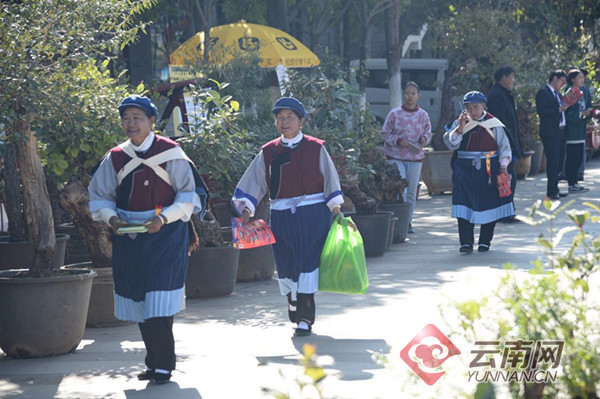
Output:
[0, 0, 156, 276]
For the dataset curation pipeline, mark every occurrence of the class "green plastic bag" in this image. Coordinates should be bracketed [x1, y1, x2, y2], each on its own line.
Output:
[319, 215, 369, 294]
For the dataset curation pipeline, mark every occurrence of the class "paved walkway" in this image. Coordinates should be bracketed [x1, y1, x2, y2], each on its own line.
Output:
[2, 159, 600, 399]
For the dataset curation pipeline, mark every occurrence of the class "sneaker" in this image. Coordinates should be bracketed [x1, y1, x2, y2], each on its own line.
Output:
[459, 245, 473, 254]
[569, 184, 589, 193]
[478, 244, 490, 252]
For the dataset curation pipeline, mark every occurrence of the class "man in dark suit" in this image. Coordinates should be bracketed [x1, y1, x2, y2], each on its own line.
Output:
[487, 66, 523, 222]
[536, 69, 568, 200]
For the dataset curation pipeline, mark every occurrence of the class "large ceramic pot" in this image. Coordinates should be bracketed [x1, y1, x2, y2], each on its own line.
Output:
[220, 227, 275, 282]
[63, 263, 130, 328]
[515, 150, 534, 180]
[186, 246, 239, 298]
[56, 223, 92, 264]
[0, 268, 95, 358]
[421, 150, 454, 195]
[237, 245, 276, 282]
[351, 211, 393, 257]
[379, 202, 411, 244]
[387, 217, 398, 250]
[0, 234, 70, 270]
[529, 141, 544, 176]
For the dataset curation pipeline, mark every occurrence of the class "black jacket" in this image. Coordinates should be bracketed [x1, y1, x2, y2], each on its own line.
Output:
[487, 83, 523, 159]
[535, 85, 564, 139]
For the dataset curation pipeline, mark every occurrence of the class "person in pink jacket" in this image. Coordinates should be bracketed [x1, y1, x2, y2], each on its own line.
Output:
[380, 82, 432, 233]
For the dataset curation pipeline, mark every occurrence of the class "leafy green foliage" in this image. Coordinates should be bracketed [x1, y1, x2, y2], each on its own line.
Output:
[451, 201, 600, 398]
[177, 80, 254, 200]
[0, 0, 156, 182]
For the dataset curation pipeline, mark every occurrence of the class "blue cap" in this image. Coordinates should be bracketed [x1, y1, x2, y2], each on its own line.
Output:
[118, 95, 158, 118]
[272, 97, 306, 119]
[463, 91, 487, 104]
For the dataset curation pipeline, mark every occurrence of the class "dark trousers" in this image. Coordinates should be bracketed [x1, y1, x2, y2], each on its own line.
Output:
[287, 293, 315, 325]
[138, 316, 175, 371]
[566, 142, 584, 186]
[457, 218, 496, 247]
[541, 130, 566, 197]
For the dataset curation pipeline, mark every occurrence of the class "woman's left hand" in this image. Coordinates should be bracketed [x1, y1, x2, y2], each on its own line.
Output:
[499, 165, 509, 175]
[146, 216, 164, 234]
[418, 136, 427, 146]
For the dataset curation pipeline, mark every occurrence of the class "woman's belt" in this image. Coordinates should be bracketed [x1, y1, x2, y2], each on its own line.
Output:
[457, 150, 497, 171]
[270, 193, 326, 214]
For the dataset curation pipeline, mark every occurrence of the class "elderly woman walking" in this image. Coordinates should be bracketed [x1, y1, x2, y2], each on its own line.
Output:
[232, 97, 344, 337]
[444, 91, 514, 253]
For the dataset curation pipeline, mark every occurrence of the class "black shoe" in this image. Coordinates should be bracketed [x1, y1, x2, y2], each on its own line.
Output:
[500, 216, 520, 224]
[478, 244, 490, 252]
[559, 191, 568, 197]
[153, 371, 172, 384]
[459, 245, 473, 254]
[294, 323, 312, 337]
[137, 370, 154, 381]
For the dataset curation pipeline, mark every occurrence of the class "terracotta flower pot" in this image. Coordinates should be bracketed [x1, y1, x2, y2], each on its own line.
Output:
[421, 150, 454, 195]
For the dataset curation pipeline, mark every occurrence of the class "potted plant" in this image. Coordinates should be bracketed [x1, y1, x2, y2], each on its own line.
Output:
[283, 66, 395, 257]
[0, 1, 155, 356]
[176, 80, 255, 297]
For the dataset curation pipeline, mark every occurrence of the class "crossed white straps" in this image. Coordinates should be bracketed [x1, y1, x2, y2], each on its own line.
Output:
[116, 141, 192, 187]
[461, 117, 505, 141]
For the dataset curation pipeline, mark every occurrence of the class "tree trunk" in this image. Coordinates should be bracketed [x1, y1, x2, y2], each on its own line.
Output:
[59, 179, 112, 268]
[268, 0, 289, 32]
[14, 112, 55, 276]
[342, 7, 351, 61]
[384, 0, 402, 109]
[357, 0, 369, 93]
[2, 143, 27, 242]
[433, 67, 459, 150]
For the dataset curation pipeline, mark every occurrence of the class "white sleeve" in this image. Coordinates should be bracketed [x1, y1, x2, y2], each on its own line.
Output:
[319, 146, 344, 210]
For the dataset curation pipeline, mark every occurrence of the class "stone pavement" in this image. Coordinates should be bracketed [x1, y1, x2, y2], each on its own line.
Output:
[2, 159, 600, 399]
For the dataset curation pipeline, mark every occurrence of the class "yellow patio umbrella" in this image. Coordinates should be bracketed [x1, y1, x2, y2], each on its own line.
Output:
[169, 22, 320, 69]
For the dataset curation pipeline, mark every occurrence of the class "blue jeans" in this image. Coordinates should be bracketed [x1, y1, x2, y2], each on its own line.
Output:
[386, 159, 422, 224]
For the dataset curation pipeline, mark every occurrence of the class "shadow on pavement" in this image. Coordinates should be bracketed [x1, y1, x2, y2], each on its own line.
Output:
[258, 334, 389, 381]
[125, 382, 202, 398]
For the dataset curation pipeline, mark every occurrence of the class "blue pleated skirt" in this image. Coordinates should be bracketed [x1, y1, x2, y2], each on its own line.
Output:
[270, 202, 332, 299]
[452, 151, 515, 224]
[112, 220, 189, 322]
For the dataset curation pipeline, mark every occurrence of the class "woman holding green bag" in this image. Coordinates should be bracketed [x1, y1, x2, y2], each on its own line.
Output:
[232, 97, 344, 337]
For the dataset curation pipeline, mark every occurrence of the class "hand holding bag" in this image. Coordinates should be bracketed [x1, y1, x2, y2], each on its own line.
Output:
[318, 215, 369, 294]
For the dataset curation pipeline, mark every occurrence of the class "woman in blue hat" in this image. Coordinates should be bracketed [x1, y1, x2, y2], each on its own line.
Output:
[232, 97, 344, 337]
[88, 95, 204, 383]
[443, 91, 514, 253]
